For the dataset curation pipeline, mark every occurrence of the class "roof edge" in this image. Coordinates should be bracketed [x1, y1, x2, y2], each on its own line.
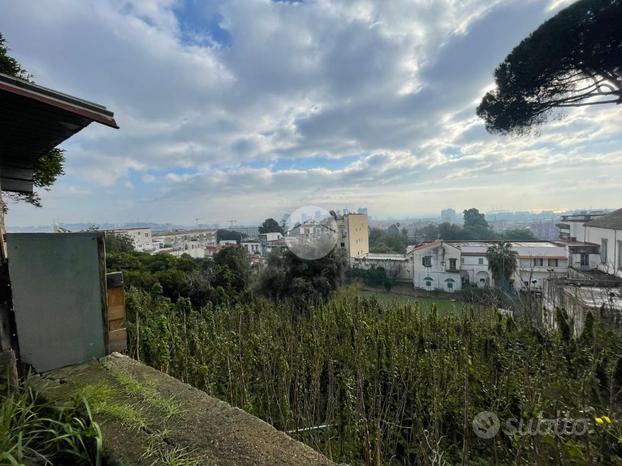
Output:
[0, 72, 119, 129]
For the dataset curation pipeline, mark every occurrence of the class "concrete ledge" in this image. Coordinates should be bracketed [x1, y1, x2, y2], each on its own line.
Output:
[30, 353, 334, 466]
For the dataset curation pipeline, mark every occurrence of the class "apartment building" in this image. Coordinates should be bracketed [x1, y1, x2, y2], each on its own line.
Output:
[107, 227, 153, 252]
[336, 212, 369, 258]
[152, 228, 217, 258]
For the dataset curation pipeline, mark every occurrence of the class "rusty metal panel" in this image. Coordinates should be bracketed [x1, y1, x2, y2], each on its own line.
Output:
[7, 233, 106, 372]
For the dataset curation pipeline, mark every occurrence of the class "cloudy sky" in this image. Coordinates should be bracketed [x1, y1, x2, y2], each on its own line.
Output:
[1, 0, 621, 227]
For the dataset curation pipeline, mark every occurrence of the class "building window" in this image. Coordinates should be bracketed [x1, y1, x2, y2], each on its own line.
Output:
[533, 258, 544, 267]
[601, 239, 608, 264]
[618, 241, 622, 270]
[449, 258, 457, 270]
[425, 280, 432, 287]
[580, 254, 589, 267]
[422, 256, 432, 267]
[478, 258, 484, 265]
[447, 282, 453, 290]
[461, 257, 464, 264]
[548, 259, 559, 267]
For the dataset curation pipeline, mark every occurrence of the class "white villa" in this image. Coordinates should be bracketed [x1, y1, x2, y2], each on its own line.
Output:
[410, 240, 568, 293]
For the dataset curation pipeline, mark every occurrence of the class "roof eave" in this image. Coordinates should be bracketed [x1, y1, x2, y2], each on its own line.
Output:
[0, 73, 119, 129]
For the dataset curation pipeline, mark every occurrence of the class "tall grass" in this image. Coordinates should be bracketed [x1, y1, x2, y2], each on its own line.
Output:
[0, 384, 102, 465]
[126, 287, 622, 464]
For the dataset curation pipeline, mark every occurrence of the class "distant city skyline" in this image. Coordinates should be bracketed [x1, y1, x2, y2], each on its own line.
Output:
[7, 206, 610, 233]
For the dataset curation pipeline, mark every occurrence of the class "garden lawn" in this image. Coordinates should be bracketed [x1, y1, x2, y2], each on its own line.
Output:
[358, 288, 461, 313]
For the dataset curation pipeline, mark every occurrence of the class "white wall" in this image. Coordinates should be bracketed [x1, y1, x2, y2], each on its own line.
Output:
[458, 255, 491, 288]
[242, 242, 261, 255]
[113, 229, 152, 252]
[352, 256, 412, 280]
[585, 226, 622, 278]
[412, 243, 461, 292]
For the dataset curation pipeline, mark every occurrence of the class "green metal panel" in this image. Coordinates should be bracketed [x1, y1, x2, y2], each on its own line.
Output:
[7, 233, 106, 372]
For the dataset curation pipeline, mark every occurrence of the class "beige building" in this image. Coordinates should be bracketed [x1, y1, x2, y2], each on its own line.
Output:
[337, 213, 369, 258]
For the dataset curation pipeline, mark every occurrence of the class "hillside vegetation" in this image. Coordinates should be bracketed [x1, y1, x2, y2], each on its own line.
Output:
[124, 285, 622, 465]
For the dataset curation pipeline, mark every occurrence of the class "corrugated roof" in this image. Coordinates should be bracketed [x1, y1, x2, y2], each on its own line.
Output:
[586, 208, 622, 230]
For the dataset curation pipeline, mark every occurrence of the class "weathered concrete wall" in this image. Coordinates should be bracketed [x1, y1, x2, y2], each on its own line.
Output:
[31, 353, 334, 466]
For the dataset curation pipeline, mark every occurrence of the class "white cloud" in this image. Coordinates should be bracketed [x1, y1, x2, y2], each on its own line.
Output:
[2, 0, 621, 227]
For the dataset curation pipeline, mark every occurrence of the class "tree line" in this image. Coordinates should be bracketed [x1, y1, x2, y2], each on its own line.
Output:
[413, 208, 536, 243]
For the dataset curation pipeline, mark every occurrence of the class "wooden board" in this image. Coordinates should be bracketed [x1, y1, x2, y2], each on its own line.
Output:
[106, 275, 126, 353]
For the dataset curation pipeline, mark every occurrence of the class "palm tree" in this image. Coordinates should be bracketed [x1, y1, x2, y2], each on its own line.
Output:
[487, 241, 517, 291]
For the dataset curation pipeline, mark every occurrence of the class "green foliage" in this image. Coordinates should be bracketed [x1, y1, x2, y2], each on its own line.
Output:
[415, 223, 441, 242]
[463, 208, 488, 229]
[462, 208, 496, 240]
[487, 241, 518, 290]
[125, 288, 622, 464]
[0, 32, 65, 208]
[257, 248, 347, 304]
[106, 250, 239, 307]
[258, 218, 283, 234]
[415, 209, 536, 242]
[0, 384, 102, 465]
[346, 265, 390, 288]
[105, 233, 135, 253]
[501, 227, 536, 241]
[0, 32, 30, 80]
[383, 279, 393, 292]
[369, 226, 407, 253]
[477, 0, 622, 134]
[213, 246, 250, 293]
[437, 221, 463, 240]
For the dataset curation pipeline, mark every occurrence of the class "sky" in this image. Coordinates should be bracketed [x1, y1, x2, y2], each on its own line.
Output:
[1, 0, 621, 227]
